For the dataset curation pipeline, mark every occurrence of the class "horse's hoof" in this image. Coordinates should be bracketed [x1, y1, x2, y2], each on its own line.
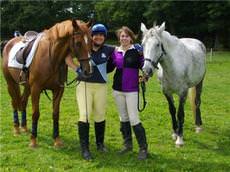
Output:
[175, 136, 184, 147]
[54, 137, 64, 148]
[195, 126, 202, 133]
[172, 133, 177, 140]
[13, 127, 20, 136]
[21, 126, 29, 133]
[29, 138, 37, 148]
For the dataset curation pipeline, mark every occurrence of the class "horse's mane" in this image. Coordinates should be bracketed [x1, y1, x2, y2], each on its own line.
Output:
[149, 26, 182, 50]
[161, 30, 179, 44]
[44, 20, 74, 40]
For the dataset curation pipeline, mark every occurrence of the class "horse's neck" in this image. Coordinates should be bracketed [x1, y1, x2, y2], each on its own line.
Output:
[48, 21, 73, 40]
[46, 36, 69, 71]
[161, 31, 179, 52]
[160, 31, 181, 73]
[54, 38, 69, 61]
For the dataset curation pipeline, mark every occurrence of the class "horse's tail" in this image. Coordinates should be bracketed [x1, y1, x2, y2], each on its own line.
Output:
[1, 40, 8, 56]
[200, 42, 206, 54]
[188, 87, 196, 120]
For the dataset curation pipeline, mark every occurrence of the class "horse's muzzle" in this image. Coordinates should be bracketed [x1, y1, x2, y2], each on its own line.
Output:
[142, 67, 153, 77]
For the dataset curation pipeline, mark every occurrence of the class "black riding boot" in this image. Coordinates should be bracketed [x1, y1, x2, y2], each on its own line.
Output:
[95, 120, 107, 152]
[119, 121, 133, 154]
[133, 123, 148, 160]
[78, 121, 92, 160]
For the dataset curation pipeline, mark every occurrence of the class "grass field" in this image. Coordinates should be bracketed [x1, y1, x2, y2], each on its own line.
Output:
[0, 51, 230, 172]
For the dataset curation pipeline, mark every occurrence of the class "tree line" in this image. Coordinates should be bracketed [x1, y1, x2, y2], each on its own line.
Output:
[1, 0, 230, 49]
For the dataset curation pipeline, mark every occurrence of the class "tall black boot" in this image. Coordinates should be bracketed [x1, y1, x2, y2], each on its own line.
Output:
[133, 123, 148, 160]
[95, 120, 107, 152]
[78, 121, 92, 160]
[119, 121, 133, 154]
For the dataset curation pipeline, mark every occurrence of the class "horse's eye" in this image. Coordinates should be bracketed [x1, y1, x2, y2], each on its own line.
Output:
[156, 43, 160, 47]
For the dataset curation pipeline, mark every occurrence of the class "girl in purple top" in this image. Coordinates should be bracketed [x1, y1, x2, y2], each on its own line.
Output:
[109, 26, 148, 160]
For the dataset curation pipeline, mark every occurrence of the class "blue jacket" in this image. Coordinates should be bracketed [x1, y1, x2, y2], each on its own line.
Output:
[78, 44, 115, 83]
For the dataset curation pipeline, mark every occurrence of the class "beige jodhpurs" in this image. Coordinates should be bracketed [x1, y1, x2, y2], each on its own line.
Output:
[76, 82, 107, 123]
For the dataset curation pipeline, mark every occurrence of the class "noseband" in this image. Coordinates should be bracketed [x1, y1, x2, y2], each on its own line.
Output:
[144, 44, 166, 69]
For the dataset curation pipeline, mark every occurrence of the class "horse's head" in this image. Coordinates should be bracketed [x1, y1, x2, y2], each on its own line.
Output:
[70, 20, 93, 77]
[141, 22, 166, 77]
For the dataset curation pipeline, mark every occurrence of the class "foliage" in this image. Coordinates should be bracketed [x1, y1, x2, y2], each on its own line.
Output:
[0, 52, 230, 171]
[1, 1, 229, 49]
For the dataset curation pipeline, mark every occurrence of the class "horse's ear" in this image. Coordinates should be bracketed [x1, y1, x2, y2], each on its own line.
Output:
[72, 19, 79, 30]
[86, 18, 94, 28]
[141, 23, 148, 33]
[153, 21, 157, 27]
[158, 22, 165, 33]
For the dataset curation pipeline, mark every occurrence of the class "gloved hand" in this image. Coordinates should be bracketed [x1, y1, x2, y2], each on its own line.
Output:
[139, 75, 149, 83]
[76, 67, 82, 75]
[75, 67, 91, 79]
[134, 43, 143, 55]
[76, 67, 85, 79]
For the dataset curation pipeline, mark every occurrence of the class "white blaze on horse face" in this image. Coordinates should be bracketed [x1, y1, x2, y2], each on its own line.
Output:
[84, 35, 88, 45]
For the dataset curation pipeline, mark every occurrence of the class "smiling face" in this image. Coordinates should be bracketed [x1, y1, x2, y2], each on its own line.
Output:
[119, 31, 132, 47]
[92, 33, 105, 46]
[116, 26, 135, 48]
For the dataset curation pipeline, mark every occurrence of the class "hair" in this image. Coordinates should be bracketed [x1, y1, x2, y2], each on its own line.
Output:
[116, 26, 137, 43]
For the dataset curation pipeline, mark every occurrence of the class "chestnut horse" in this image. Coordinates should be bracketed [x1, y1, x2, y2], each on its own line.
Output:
[2, 19, 92, 147]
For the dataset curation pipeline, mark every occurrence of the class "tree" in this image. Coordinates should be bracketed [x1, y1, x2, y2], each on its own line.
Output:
[0, 0, 94, 39]
[143, 1, 230, 49]
[95, 1, 148, 38]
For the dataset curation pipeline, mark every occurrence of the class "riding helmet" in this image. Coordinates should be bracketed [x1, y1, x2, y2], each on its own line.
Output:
[91, 24, 107, 37]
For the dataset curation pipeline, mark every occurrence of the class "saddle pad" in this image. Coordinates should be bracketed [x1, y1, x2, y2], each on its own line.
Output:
[8, 33, 44, 69]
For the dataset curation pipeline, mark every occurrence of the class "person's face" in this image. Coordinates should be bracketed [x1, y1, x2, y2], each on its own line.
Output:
[92, 33, 105, 46]
[119, 31, 132, 47]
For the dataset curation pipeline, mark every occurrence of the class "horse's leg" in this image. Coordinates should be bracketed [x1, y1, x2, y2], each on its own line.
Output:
[6, 79, 21, 135]
[164, 93, 178, 140]
[194, 80, 203, 133]
[20, 84, 30, 133]
[30, 86, 41, 148]
[52, 88, 64, 147]
[175, 91, 187, 147]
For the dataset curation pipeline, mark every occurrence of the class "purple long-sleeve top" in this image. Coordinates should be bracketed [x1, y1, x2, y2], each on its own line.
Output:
[110, 45, 144, 92]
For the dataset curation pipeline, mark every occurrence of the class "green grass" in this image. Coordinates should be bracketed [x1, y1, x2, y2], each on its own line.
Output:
[1, 51, 230, 172]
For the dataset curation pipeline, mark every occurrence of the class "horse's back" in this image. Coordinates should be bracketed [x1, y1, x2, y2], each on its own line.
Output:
[180, 38, 206, 56]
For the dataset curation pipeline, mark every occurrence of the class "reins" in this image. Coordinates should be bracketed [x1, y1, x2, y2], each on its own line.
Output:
[144, 43, 166, 69]
[43, 78, 81, 101]
[138, 77, 147, 112]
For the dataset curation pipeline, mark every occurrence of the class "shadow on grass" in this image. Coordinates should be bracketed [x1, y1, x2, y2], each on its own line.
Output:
[44, 134, 230, 172]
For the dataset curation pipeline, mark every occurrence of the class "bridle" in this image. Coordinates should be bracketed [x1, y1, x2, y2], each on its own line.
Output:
[144, 44, 166, 70]
[72, 30, 91, 62]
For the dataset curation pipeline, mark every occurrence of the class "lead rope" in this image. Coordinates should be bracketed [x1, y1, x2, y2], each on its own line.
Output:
[138, 78, 147, 112]
[84, 81, 89, 123]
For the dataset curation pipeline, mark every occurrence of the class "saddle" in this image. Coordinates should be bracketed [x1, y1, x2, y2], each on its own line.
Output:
[16, 31, 38, 65]
[15, 31, 38, 84]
